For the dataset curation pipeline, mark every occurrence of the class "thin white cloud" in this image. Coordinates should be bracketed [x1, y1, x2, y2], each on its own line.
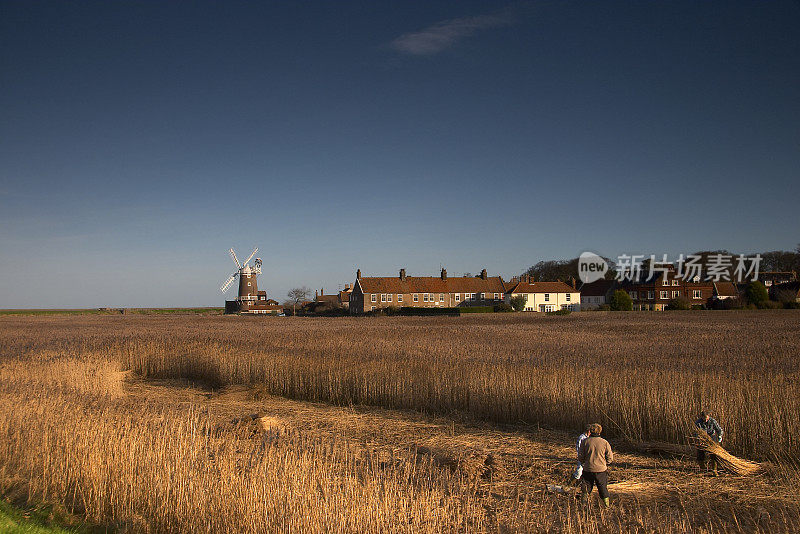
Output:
[391, 11, 514, 56]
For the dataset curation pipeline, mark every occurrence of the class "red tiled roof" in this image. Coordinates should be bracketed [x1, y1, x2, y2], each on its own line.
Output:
[713, 282, 739, 297]
[315, 294, 340, 304]
[357, 276, 506, 294]
[505, 281, 577, 294]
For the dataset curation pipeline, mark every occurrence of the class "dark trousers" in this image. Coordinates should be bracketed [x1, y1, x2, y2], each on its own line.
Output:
[580, 470, 609, 499]
[697, 449, 718, 471]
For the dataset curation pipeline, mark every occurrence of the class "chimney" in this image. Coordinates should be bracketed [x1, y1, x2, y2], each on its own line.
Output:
[320, 288, 323, 296]
[570, 277, 576, 289]
[441, 268, 447, 280]
[345, 284, 350, 290]
[480, 269, 487, 280]
[315, 290, 318, 298]
[356, 269, 361, 279]
[399, 268, 406, 281]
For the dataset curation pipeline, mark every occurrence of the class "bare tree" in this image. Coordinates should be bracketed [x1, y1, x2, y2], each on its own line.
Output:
[287, 286, 311, 316]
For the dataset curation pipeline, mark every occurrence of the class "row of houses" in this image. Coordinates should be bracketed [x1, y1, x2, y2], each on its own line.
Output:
[314, 267, 799, 314]
[320, 268, 580, 314]
[580, 267, 799, 310]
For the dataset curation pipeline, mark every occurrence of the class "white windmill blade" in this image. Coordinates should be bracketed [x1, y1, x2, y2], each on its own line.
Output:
[229, 248, 242, 269]
[242, 247, 258, 266]
[220, 273, 238, 292]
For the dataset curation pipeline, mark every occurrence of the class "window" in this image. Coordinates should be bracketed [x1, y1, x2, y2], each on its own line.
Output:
[672, 280, 679, 286]
[387, 294, 392, 302]
[480, 293, 485, 300]
[455, 294, 460, 302]
[440, 294, 445, 302]
[662, 279, 669, 286]
[494, 293, 500, 300]
[544, 293, 550, 302]
[247, 282, 252, 287]
[629, 291, 637, 299]
[397, 294, 403, 302]
[413, 294, 419, 302]
[693, 290, 701, 299]
[672, 291, 680, 298]
[660, 291, 668, 299]
[381, 294, 387, 302]
[566, 293, 571, 302]
[423, 294, 428, 302]
[648, 291, 654, 300]
[371, 306, 376, 311]
[371, 294, 376, 303]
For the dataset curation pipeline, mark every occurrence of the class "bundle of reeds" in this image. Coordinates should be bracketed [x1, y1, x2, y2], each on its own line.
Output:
[688, 431, 761, 476]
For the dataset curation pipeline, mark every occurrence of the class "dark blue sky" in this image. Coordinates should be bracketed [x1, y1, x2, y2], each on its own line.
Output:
[1, 1, 798, 307]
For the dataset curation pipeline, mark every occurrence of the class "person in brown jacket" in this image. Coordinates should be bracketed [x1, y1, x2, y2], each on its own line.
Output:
[578, 422, 613, 508]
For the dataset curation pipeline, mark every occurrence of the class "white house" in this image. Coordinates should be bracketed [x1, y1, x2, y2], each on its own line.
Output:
[505, 280, 580, 312]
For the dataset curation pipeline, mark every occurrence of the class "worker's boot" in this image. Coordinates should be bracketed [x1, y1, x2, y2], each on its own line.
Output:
[602, 497, 610, 508]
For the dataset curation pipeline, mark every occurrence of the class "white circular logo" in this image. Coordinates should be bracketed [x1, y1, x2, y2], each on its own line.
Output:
[578, 252, 608, 284]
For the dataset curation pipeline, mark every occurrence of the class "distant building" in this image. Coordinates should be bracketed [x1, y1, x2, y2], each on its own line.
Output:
[225, 289, 283, 314]
[504, 279, 580, 312]
[712, 281, 739, 301]
[314, 285, 352, 310]
[579, 279, 616, 309]
[349, 268, 506, 314]
[758, 271, 797, 288]
[621, 265, 713, 311]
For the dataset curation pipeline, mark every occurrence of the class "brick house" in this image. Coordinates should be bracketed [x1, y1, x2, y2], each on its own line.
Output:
[712, 281, 739, 301]
[759, 271, 797, 289]
[349, 268, 506, 314]
[621, 266, 713, 310]
[314, 285, 352, 310]
[504, 279, 580, 312]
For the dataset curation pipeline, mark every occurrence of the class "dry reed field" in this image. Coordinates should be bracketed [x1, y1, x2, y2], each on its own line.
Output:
[1, 311, 799, 532]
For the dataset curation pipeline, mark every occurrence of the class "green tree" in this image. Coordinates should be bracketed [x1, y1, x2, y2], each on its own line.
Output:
[510, 295, 526, 312]
[609, 290, 633, 311]
[744, 281, 769, 308]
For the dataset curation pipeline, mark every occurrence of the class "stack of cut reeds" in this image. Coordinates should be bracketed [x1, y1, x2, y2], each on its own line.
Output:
[688, 431, 761, 476]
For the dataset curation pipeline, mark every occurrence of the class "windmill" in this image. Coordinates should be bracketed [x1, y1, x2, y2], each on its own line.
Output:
[220, 247, 263, 305]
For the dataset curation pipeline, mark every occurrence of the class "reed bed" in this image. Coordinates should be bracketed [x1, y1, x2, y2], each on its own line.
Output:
[0, 356, 485, 532]
[1, 312, 799, 532]
[2, 311, 799, 460]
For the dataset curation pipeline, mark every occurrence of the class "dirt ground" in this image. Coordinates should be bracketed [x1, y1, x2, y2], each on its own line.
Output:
[124, 376, 797, 530]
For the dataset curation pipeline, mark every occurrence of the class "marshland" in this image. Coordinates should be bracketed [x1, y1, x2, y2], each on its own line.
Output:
[1, 311, 799, 532]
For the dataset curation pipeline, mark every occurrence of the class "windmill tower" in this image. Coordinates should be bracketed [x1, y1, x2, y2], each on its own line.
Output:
[220, 247, 262, 312]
